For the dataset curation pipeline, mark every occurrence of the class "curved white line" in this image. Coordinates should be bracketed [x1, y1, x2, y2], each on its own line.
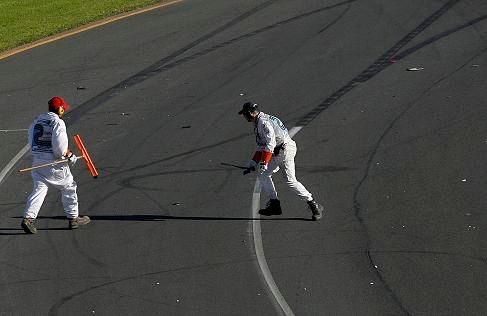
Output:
[251, 126, 303, 316]
[252, 180, 295, 316]
[0, 144, 29, 185]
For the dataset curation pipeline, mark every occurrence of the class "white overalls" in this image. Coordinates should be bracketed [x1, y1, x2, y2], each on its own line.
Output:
[254, 112, 313, 201]
[24, 112, 79, 219]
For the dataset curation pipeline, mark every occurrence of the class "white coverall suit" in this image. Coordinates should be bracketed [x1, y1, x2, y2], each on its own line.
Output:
[24, 112, 79, 219]
[254, 112, 313, 202]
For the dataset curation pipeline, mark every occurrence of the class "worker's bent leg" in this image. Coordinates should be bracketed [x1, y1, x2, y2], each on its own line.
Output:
[281, 141, 312, 201]
[50, 169, 79, 219]
[24, 179, 48, 219]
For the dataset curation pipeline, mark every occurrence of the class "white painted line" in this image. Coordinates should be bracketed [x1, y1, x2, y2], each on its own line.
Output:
[250, 125, 304, 315]
[251, 180, 295, 316]
[0, 144, 29, 185]
[0, 129, 28, 133]
[288, 126, 303, 138]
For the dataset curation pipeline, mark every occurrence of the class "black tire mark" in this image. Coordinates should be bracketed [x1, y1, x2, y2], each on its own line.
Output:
[295, 0, 461, 127]
[63, 0, 356, 128]
[63, 0, 279, 126]
[110, 132, 250, 176]
[149, 0, 357, 76]
[118, 168, 234, 190]
[318, 2, 351, 34]
[393, 14, 487, 62]
[47, 258, 263, 315]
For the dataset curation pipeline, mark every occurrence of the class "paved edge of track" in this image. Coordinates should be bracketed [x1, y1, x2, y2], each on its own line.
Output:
[0, 0, 184, 61]
[250, 126, 302, 316]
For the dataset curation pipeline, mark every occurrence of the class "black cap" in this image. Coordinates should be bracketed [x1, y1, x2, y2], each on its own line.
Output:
[238, 102, 258, 115]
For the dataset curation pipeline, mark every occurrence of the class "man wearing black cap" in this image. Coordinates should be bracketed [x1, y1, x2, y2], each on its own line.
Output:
[239, 102, 324, 220]
[21, 97, 90, 234]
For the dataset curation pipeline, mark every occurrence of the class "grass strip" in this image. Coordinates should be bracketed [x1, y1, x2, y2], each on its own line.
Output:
[0, 0, 163, 52]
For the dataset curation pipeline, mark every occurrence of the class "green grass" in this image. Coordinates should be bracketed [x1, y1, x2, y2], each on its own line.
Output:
[0, 0, 165, 52]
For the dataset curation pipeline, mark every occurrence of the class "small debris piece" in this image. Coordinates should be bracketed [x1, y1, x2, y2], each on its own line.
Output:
[172, 202, 180, 206]
[407, 67, 424, 71]
[77, 86, 86, 90]
[181, 126, 191, 129]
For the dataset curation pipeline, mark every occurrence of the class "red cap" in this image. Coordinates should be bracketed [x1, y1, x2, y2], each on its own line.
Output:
[48, 96, 70, 110]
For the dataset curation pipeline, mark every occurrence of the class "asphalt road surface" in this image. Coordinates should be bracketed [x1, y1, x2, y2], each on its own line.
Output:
[1, 0, 487, 315]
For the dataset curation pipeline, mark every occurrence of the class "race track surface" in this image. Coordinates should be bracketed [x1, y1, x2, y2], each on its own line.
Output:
[1, 0, 487, 315]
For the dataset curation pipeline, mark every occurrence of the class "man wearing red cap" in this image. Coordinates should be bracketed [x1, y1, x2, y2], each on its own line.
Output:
[21, 97, 90, 234]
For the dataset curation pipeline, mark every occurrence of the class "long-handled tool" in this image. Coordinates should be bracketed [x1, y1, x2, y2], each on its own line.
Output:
[19, 134, 99, 178]
[220, 162, 254, 175]
[19, 156, 84, 172]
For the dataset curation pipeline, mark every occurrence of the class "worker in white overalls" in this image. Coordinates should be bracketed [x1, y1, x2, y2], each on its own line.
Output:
[239, 102, 324, 220]
[22, 97, 90, 234]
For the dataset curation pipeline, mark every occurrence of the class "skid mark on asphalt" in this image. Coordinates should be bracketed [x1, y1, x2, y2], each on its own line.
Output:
[47, 258, 261, 315]
[111, 133, 250, 176]
[295, 0, 463, 127]
[47, 0, 355, 130]
[62, 0, 279, 127]
[393, 14, 487, 62]
[318, 2, 352, 34]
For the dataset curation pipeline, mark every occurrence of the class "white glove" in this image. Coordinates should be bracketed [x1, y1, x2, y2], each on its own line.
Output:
[257, 162, 268, 174]
[67, 152, 78, 166]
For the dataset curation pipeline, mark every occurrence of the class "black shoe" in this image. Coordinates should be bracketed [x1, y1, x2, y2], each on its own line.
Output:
[21, 218, 37, 234]
[307, 200, 324, 221]
[69, 215, 91, 229]
[259, 199, 282, 216]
